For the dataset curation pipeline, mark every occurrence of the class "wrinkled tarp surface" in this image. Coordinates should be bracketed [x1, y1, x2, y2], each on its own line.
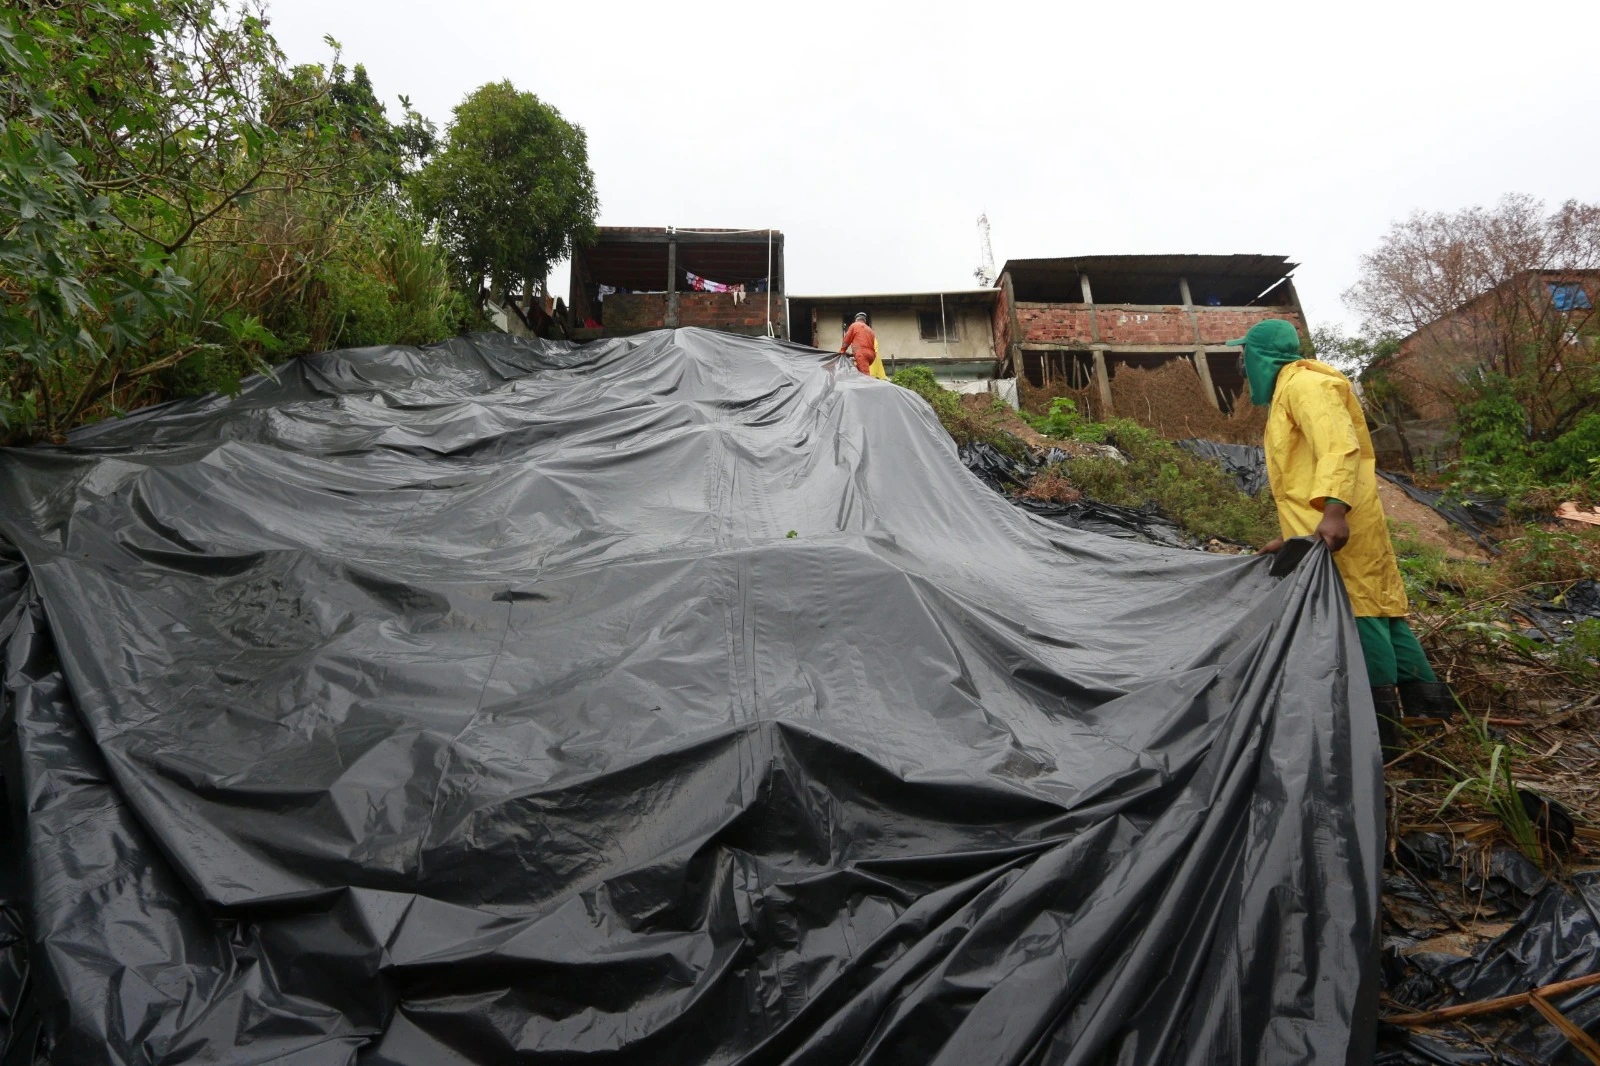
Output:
[0, 330, 1383, 1065]
[1378, 835, 1600, 1065]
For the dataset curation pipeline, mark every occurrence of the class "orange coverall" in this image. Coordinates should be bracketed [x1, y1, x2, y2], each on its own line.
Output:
[840, 322, 876, 374]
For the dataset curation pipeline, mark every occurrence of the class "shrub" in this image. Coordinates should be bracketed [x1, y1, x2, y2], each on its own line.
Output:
[891, 366, 965, 430]
[1500, 527, 1597, 585]
[1022, 397, 1106, 443]
[1059, 419, 1279, 544]
[1538, 412, 1600, 485]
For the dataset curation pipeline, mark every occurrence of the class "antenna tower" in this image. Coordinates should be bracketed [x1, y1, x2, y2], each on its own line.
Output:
[974, 213, 997, 287]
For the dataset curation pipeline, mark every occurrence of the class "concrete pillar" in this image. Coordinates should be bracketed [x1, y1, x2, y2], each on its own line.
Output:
[1192, 350, 1221, 410]
[1079, 274, 1094, 304]
[1178, 276, 1193, 307]
[666, 239, 679, 328]
[1092, 350, 1114, 416]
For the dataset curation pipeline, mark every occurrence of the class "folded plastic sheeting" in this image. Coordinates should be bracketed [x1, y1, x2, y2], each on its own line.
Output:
[1176, 440, 1270, 498]
[0, 330, 1382, 1066]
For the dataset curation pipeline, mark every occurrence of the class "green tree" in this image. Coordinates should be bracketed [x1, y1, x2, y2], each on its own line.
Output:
[2, 1, 463, 442]
[412, 81, 598, 312]
[0, 1, 380, 440]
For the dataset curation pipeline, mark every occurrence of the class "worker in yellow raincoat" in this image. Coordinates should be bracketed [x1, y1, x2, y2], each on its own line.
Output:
[1236, 319, 1455, 744]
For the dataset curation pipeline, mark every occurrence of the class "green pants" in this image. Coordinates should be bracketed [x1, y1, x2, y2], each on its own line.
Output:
[1355, 616, 1438, 687]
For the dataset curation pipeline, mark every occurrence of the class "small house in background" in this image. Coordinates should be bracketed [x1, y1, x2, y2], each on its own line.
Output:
[1372, 270, 1599, 422]
[787, 290, 1003, 391]
[568, 227, 784, 339]
[994, 254, 1307, 415]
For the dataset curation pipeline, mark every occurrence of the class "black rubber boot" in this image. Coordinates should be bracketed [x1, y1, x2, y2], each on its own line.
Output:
[1399, 681, 1458, 720]
[1372, 686, 1404, 764]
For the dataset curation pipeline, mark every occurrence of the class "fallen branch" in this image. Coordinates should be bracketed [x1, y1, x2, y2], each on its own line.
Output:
[1385, 972, 1600, 1043]
[1528, 990, 1600, 1064]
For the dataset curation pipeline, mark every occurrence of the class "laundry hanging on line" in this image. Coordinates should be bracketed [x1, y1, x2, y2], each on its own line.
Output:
[684, 270, 742, 294]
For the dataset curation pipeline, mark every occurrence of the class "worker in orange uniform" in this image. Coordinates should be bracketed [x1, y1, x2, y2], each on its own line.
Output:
[1239, 319, 1456, 753]
[840, 313, 878, 375]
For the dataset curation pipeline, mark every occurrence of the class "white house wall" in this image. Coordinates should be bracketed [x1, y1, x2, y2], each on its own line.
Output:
[812, 307, 994, 364]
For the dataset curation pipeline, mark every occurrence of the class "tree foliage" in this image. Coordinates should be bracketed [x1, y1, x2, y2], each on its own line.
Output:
[1, 0, 466, 443]
[412, 81, 598, 308]
[1344, 195, 1600, 436]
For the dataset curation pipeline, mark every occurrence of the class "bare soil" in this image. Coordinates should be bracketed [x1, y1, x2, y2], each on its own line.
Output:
[957, 395, 1104, 458]
[1108, 362, 1268, 444]
[1375, 479, 1492, 561]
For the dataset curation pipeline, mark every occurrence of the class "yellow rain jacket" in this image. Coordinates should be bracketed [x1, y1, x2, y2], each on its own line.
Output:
[1264, 360, 1408, 617]
[868, 339, 887, 379]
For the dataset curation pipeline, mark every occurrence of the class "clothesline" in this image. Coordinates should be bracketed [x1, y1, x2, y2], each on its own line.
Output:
[595, 274, 769, 301]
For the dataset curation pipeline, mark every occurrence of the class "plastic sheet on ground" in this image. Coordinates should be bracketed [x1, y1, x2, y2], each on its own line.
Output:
[1176, 439, 1270, 497]
[958, 440, 1192, 548]
[1512, 577, 1600, 648]
[1378, 834, 1600, 1065]
[0, 330, 1382, 1065]
[1376, 472, 1505, 551]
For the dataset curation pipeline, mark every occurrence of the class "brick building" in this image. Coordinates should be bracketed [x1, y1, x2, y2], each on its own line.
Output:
[569, 227, 784, 339]
[992, 254, 1307, 412]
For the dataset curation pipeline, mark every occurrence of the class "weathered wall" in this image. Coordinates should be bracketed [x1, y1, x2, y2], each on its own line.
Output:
[678, 292, 784, 335]
[601, 293, 668, 333]
[993, 283, 1013, 366]
[812, 307, 995, 363]
[1017, 303, 1306, 346]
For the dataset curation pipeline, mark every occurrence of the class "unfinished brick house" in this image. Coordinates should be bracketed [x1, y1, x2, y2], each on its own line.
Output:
[568, 227, 784, 339]
[992, 254, 1307, 414]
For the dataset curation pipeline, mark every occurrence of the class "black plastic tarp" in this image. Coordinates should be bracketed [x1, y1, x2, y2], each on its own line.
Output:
[1378, 835, 1600, 1065]
[0, 330, 1382, 1065]
[1176, 440, 1270, 498]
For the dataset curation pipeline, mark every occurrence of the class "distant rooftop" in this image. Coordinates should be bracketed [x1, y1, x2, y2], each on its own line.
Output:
[1001, 254, 1299, 306]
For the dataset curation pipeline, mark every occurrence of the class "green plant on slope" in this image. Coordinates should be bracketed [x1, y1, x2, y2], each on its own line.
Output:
[890, 365, 964, 428]
[1058, 419, 1279, 544]
[2, 1, 445, 440]
[1431, 712, 1544, 868]
[1022, 396, 1106, 443]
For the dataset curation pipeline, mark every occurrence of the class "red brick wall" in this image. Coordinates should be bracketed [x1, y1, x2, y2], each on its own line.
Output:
[602, 293, 669, 332]
[677, 291, 785, 334]
[1017, 303, 1305, 347]
[1191, 308, 1305, 345]
[1017, 305, 1097, 344]
[1098, 307, 1195, 344]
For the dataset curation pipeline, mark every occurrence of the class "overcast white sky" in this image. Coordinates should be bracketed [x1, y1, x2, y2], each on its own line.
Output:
[264, 0, 1598, 331]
